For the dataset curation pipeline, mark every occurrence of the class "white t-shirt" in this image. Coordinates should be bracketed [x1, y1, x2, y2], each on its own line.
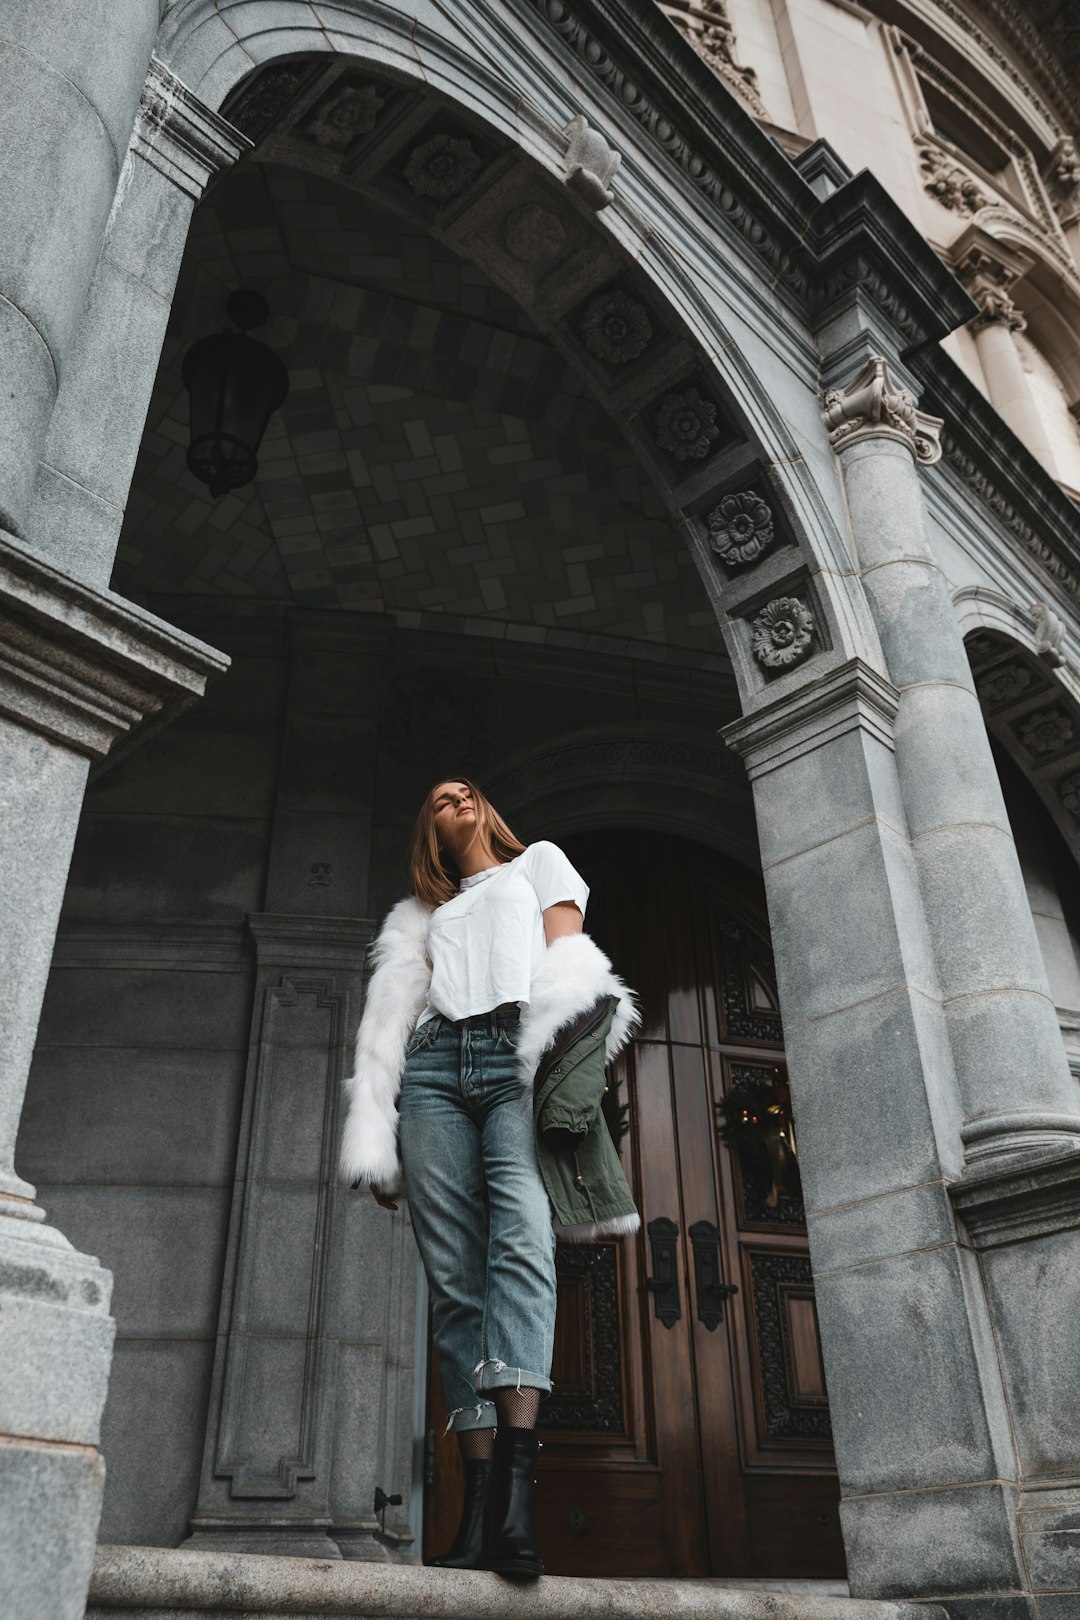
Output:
[417, 842, 590, 1025]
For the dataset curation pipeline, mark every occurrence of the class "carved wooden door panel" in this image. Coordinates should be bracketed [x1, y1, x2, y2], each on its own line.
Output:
[423, 832, 844, 1578]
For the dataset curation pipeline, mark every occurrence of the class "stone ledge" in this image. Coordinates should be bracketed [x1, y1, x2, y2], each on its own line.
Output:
[950, 1146, 1080, 1248]
[87, 1545, 944, 1620]
[0, 529, 228, 766]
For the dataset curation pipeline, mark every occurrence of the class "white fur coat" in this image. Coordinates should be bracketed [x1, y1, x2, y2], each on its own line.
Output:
[340, 895, 639, 1206]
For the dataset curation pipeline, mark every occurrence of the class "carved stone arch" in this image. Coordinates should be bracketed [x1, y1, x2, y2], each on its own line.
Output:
[149, 0, 884, 714]
[957, 585, 1080, 863]
[481, 724, 759, 868]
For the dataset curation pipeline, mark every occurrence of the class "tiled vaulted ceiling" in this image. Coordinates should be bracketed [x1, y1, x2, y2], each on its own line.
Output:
[115, 163, 725, 657]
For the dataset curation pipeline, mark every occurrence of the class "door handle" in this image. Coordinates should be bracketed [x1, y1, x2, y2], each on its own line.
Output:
[645, 1216, 681, 1328]
[689, 1219, 738, 1331]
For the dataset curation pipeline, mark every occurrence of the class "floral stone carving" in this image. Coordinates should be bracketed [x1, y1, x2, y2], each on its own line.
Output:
[918, 142, 990, 216]
[1018, 706, 1075, 757]
[751, 597, 815, 670]
[655, 388, 720, 461]
[579, 291, 652, 364]
[976, 663, 1033, 707]
[404, 133, 483, 202]
[303, 83, 385, 149]
[1059, 771, 1080, 820]
[707, 491, 774, 568]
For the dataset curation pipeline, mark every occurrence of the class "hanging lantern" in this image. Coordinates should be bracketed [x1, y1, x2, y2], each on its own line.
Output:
[181, 289, 289, 498]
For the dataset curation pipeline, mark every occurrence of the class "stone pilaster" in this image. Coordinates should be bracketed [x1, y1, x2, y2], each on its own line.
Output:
[0, 529, 227, 1620]
[186, 610, 417, 1561]
[184, 914, 373, 1560]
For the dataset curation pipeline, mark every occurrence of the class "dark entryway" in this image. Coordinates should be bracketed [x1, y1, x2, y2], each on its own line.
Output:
[425, 831, 845, 1577]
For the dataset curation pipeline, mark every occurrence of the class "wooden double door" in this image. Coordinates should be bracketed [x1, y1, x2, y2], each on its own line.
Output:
[424, 833, 845, 1579]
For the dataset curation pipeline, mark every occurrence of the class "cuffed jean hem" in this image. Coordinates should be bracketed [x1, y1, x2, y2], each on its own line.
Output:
[444, 1398, 498, 1435]
[474, 1357, 554, 1395]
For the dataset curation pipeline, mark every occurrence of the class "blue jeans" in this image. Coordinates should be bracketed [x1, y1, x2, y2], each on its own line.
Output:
[399, 1006, 557, 1433]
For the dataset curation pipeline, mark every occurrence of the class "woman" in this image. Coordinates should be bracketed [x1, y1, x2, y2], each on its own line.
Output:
[340, 779, 640, 1576]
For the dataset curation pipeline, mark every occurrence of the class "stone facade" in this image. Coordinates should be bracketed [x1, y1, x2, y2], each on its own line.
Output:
[5, 3, 1080, 1618]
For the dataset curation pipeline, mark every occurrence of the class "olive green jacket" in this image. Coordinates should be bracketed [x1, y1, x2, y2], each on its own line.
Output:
[533, 995, 640, 1242]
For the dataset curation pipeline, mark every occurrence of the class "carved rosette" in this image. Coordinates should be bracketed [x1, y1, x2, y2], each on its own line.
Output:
[655, 387, 720, 461]
[404, 133, 483, 201]
[821, 356, 943, 466]
[918, 142, 990, 216]
[976, 663, 1033, 707]
[303, 83, 385, 149]
[579, 291, 652, 364]
[707, 491, 774, 568]
[750, 597, 815, 670]
[1018, 706, 1075, 757]
[1059, 770, 1080, 820]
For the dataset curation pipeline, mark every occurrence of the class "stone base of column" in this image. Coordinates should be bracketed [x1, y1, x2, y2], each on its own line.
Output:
[0, 1212, 115, 1620]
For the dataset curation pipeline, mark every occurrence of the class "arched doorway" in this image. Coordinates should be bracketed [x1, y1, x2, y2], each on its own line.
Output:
[425, 830, 845, 1578]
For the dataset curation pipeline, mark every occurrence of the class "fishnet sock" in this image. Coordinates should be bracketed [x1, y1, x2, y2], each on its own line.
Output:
[494, 1386, 542, 1429]
[457, 1427, 495, 1462]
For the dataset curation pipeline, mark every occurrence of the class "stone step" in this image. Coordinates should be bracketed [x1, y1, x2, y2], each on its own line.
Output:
[86, 1546, 944, 1620]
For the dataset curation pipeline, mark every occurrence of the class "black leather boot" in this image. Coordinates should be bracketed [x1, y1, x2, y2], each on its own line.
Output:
[483, 1427, 543, 1577]
[426, 1458, 491, 1569]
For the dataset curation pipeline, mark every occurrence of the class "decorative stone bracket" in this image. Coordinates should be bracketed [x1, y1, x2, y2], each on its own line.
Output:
[562, 115, 620, 209]
[821, 356, 943, 466]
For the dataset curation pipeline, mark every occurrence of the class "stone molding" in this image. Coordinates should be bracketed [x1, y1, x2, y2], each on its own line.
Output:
[821, 357, 944, 467]
[721, 657, 899, 782]
[0, 529, 228, 763]
[922, 347, 1080, 610]
[50, 920, 246, 972]
[246, 913, 373, 971]
[527, 0, 972, 350]
[135, 57, 250, 199]
[950, 1146, 1080, 1249]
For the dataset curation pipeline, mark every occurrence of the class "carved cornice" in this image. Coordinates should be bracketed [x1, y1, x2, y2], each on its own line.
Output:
[0, 529, 228, 764]
[922, 346, 1080, 608]
[822, 356, 944, 466]
[135, 57, 251, 199]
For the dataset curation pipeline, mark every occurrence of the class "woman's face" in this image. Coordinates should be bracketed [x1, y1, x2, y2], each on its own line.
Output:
[431, 781, 477, 853]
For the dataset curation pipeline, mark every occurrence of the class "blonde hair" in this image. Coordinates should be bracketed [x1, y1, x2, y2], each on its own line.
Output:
[410, 777, 525, 907]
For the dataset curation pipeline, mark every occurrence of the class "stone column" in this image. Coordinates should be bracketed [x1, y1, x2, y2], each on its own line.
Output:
[817, 354, 1080, 1611]
[0, 529, 227, 1620]
[952, 231, 1057, 474]
[0, 1, 159, 538]
[187, 611, 417, 1561]
[822, 354, 1080, 1170]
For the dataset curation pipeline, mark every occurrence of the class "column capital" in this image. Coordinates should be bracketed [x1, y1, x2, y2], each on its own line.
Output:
[721, 656, 899, 780]
[821, 356, 943, 467]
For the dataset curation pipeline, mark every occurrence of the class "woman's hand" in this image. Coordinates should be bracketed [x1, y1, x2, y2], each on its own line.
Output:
[371, 1187, 399, 1212]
